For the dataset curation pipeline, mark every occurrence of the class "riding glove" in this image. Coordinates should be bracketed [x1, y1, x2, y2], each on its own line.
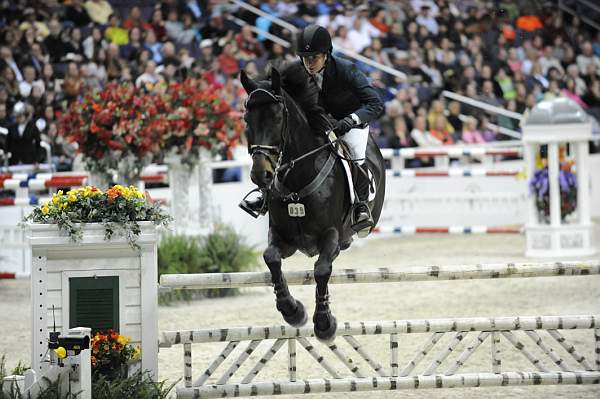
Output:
[334, 116, 355, 136]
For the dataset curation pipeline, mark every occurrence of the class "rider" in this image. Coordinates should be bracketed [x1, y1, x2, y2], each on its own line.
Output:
[240, 24, 384, 236]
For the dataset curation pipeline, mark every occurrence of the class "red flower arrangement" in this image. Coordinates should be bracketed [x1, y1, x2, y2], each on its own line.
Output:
[58, 79, 244, 181]
[159, 79, 244, 165]
[58, 83, 165, 182]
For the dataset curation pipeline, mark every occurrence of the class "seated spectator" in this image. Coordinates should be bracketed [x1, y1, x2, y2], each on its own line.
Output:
[150, 9, 167, 43]
[427, 100, 454, 135]
[496, 68, 516, 101]
[63, 62, 83, 101]
[122, 6, 147, 30]
[447, 101, 463, 141]
[429, 114, 454, 145]
[0, 67, 19, 105]
[65, 0, 92, 27]
[415, 5, 438, 35]
[144, 30, 163, 64]
[120, 27, 144, 61]
[565, 64, 587, 96]
[135, 61, 161, 89]
[217, 41, 240, 77]
[235, 26, 263, 61]
[83, 26, 107, 61]
[105, 14, 129, 46]
[583, 80, 600, 123]
[6, 102, 42, 165]
[44, 19, 67, 63]
[577, 41, 600, 76]
[411, 115, 441, 146]
[0, 102, 9, 149]
[84, 0, 114, 26]
[19, 65, 45, 98]
[461, 116, 486, 144]
[479, 115, 497, 142]
[369, 8, 390, 34]
[387, 116, 413, 149]
[64, 27, 86, 63]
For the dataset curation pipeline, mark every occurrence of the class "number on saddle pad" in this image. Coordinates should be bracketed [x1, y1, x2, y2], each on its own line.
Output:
[287, 203, 305, 217]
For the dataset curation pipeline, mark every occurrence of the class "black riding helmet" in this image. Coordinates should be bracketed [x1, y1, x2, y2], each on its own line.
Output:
[296, 25, 332, 56]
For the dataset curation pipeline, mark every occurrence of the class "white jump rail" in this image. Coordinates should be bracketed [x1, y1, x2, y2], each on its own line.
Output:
[160, 260, 600, 290]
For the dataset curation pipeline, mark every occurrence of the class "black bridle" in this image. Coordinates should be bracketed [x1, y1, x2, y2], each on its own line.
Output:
[246, 88, 336, 186]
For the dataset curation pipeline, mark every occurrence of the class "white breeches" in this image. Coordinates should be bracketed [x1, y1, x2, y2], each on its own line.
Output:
[341, 125, 369, 165]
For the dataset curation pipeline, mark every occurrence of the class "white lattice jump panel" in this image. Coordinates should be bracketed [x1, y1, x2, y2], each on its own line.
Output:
[160, 315, 600, 398]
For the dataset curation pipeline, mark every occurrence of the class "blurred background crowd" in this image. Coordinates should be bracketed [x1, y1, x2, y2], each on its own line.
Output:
[0, 0, 599, 170]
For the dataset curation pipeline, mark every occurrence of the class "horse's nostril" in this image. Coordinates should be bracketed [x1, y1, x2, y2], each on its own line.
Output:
[264, 170, 273, 181]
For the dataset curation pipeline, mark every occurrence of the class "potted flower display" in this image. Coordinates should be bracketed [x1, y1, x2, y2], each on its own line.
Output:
[529, 157, 577, 223]
[25, 185, 169, 378]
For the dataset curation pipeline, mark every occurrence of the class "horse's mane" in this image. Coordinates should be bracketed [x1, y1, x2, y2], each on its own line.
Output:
[250, 78, 311, 128]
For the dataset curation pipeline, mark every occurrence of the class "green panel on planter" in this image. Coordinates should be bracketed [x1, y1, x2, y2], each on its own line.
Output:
[69, 276, 119, 334]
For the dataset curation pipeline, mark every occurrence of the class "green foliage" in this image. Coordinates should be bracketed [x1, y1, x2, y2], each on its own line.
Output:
[92, 371, 177, 399]
[0, 374, 79, 399]
[158, 225, 259, 303]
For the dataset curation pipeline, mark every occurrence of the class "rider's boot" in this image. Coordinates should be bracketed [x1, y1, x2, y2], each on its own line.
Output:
[239, 189, 268, 218]
[351, 163, 374, 237]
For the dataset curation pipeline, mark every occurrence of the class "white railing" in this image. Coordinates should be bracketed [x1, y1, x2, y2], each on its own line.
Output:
[558, 0, 600, 30]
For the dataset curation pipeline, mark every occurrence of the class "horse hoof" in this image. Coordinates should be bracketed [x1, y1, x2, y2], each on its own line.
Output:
[314, 315, 337, 343]
[282, 299, 308, 328]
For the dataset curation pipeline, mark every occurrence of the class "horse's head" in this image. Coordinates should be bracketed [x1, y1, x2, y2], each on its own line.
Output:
[240, 68, 287, 189]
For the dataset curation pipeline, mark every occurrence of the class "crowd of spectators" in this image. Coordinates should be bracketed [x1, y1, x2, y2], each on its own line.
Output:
[0, 0, 599, 170]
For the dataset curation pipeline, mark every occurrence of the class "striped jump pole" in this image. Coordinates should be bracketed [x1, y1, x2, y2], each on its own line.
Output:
[373, 226, 523, 235]
[1, 172, 168, 191]
[387, 169, 520, 178]
[380, 147, 522, 159]
[160, 260, 600, 290]
[0, 196, 39, 206]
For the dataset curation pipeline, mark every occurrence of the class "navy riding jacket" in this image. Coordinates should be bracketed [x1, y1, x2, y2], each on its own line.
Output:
[280, 55, 384, 134]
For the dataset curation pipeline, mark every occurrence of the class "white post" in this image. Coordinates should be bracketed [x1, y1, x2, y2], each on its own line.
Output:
[576, 141, 591, 224]
[140, 247, 159, 380]
[197, 148, 214, 232]
[66, 327, 92, 399]
[547, 143, 561, 227]
[167, 157, 198, 235]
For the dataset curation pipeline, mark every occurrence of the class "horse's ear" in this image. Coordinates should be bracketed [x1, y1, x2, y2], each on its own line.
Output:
[271, 67, 281, 95]
[240, 70, 258, 94]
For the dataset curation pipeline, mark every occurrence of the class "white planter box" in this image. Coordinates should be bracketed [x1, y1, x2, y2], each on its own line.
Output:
[26, 222, 159, 380]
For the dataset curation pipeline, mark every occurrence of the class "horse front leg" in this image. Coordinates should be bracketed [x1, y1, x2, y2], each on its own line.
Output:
[313, 227, 340, 342]
[263, 229, 307, 327]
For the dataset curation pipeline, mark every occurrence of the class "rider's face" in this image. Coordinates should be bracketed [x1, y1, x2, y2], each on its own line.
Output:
[302, 53, 327, 75]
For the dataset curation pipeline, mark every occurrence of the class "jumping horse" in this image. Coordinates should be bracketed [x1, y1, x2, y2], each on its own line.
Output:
[240, 68, 385, 341]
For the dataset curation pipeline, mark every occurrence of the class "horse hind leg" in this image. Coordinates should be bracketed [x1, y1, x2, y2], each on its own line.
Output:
[263, 241, 307, 328]
[313, 227, 340, 342]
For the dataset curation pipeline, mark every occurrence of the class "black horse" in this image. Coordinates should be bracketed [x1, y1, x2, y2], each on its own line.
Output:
[240, 68, 385, 341]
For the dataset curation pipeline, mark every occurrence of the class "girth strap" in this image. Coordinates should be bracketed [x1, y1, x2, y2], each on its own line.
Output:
[274, 151, 336, 201]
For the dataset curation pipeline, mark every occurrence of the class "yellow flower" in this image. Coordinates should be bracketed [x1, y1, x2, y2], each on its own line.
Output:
[60, 203, 68, 210]
[117, 335, 130, 345]
[132, 347, 141, 359]
[41, 204, 49, 215]
[68, 194, 77, 203]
